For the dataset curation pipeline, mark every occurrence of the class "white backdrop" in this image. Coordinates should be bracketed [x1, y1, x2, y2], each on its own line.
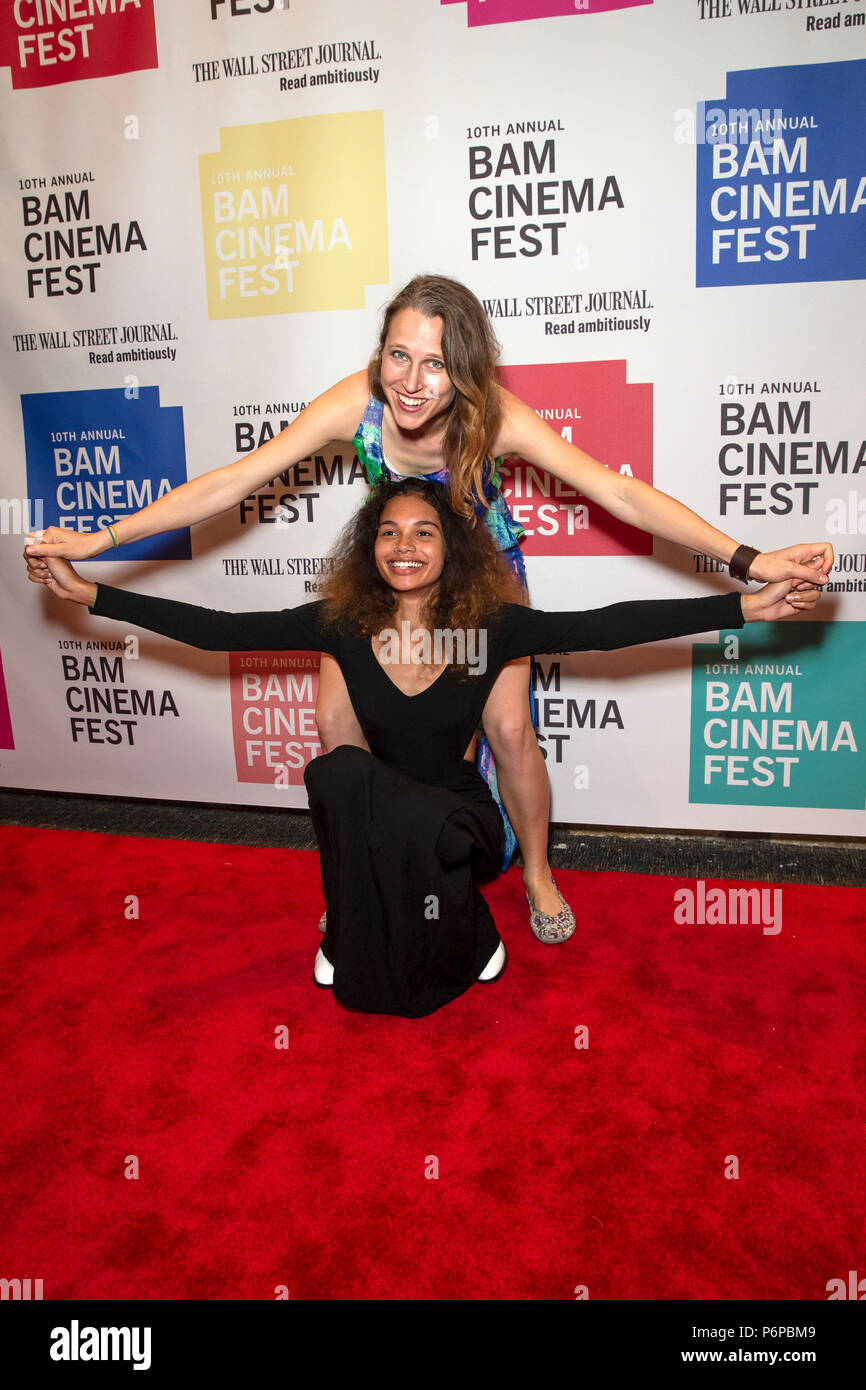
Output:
[1, 0, 863, 834]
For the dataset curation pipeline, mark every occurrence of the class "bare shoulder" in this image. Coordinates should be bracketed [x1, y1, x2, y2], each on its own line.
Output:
[302, 369, 370, 441]
[492, 386, 549, 455]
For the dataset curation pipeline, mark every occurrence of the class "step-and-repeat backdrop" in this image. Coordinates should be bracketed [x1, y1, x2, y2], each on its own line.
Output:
[1, 1, 863, 834]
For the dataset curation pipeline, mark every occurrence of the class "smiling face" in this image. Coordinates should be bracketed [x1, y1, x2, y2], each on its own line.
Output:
[379, 308, 456, 433]
[373, 494, 446, 596]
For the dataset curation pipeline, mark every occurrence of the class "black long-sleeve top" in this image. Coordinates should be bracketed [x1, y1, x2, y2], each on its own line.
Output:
[90, 585, 744, 804]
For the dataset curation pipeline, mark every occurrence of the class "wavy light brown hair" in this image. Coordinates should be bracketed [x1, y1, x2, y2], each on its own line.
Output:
[321, 479, 523, 676]
[367, 275, 502, 521]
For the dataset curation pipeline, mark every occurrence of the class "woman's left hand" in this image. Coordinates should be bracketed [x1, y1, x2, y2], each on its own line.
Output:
[25, 549, 97, 607]
[742, 577, 824, 623]
[748, 542, 833, 586]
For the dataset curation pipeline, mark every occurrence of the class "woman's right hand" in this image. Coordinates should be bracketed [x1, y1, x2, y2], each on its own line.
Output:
[25, 548, 97, 607]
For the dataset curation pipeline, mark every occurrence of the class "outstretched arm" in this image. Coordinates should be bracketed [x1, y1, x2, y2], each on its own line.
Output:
[495, 391, 834, 587]
[24, 370, 369, 565]
[495, 578, 823, 663]
[28, 554, 334, 655]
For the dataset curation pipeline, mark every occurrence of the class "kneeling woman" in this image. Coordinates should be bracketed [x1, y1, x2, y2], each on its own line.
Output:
[30, 479, 822, 1018]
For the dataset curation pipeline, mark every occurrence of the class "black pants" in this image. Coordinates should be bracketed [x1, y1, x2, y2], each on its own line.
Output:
[304, 746, 504, 1018]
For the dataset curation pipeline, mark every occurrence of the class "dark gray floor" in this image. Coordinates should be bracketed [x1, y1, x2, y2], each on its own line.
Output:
[2, 787, 863, 887]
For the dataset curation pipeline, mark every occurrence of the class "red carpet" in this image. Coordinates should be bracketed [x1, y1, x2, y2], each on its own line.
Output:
[0, 824, 863, 1301]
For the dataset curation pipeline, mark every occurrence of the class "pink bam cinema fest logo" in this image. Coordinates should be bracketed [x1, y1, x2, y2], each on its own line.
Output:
[0, 1, 157, 90]
[230, 651, 322, 787]
[0, 649, 14, 750]
[442, 0, 651, 27]
[495, 359, 652, 557]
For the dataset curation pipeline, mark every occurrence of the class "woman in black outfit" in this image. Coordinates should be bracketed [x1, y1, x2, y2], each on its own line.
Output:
[29, 479, 823, 1018]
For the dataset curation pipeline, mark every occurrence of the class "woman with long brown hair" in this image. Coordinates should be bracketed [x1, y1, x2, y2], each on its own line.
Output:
[29, 477, 823, 1017]
[25, 275, 833, 943]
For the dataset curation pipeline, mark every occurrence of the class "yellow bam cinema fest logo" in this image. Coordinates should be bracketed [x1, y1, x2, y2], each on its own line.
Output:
[199, 112, 388, 318]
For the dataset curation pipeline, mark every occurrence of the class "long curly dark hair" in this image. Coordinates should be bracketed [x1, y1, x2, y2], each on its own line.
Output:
[320, 479, 524, 676]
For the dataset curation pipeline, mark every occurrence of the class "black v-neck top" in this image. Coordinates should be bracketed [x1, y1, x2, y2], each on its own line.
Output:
[90, 585, 744, 806]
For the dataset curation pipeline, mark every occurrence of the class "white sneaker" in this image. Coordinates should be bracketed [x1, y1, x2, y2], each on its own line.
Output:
[477, 940, 507, 982]
[313, 946, 334, 988]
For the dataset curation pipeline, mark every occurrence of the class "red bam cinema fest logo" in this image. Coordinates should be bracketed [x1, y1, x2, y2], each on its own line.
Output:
[229, 651, 321, 787]
[496, 360, 652, 557]
[1, 0, 157, 89]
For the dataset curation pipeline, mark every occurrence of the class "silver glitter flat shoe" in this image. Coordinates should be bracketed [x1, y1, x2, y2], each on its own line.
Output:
[526, 885, 576, 944]
[318, 911, 327, 933]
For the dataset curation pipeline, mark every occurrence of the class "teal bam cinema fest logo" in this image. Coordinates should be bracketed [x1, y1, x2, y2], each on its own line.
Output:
[689, 623, 863, 810]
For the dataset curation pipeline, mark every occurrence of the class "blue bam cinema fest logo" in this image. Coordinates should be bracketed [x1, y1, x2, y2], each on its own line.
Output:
[696, 59, 866, 288]
[689, 623, 864, 811]
[22, 387, 190, 561]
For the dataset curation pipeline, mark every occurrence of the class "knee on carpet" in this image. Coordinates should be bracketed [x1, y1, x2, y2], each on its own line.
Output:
[304, 744, 371, 798]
